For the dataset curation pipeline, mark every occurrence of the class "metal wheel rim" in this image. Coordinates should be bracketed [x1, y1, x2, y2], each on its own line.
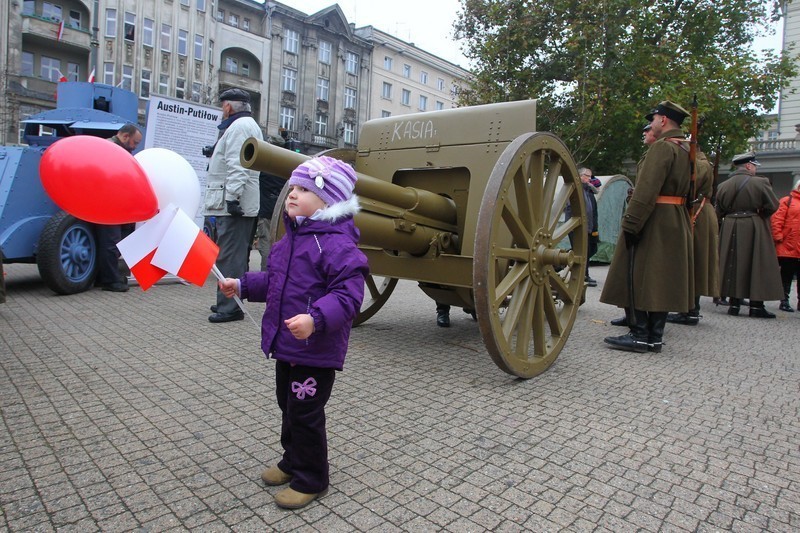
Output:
[473, 132, 586, 378]
[61, 225, 96, 283]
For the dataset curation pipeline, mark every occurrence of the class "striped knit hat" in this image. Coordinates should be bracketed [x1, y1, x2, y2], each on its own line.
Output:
[288, 156, 357, 206]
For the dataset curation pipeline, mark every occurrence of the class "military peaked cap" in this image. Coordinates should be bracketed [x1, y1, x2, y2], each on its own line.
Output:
[731, 151, 761, 166]
[642, 124, 652, 132]
[645, 100, 690, 125]
[219, 87, 250, 103]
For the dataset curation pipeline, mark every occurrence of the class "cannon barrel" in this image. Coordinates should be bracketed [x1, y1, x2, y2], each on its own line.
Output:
[241, 139, 458, 226]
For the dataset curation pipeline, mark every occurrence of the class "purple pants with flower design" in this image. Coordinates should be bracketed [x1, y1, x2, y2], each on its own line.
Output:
[275, 361, 335, 494]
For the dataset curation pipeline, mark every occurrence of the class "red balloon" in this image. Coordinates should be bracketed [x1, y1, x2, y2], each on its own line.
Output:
[40, 136, 158, 224]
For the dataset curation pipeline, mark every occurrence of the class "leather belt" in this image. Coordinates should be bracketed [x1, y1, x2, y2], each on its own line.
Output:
[655, 195, 685, 205]
[727, 211, 756, 217]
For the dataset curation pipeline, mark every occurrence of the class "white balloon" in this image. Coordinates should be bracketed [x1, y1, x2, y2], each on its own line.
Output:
[134, 148, 201, 217]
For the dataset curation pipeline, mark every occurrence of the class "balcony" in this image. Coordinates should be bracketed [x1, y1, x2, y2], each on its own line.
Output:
[749, 137, 799, 153]
[14, 75, 58, 102]
[22, 15, 92, 51]
[217, 69, 261, 93]
[310, 134, 338, 149]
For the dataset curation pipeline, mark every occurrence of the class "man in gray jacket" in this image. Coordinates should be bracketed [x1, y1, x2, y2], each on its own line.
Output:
[204, 87, 263, 322]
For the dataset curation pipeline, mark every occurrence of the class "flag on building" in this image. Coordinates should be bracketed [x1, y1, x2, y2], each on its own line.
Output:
[151, 208, 219, 287]
[87, 68, 96, 83]
[56, 20, 65, 41]
[56, 70, 67, 83]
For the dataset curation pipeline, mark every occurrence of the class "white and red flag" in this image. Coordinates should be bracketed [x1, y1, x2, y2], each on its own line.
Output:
[56, 70, 67, 83]
[116, 207, 175, 290]
[87, 68, 96, 83]
[150, 208, 219, 287]
[56, 20, 65, 41]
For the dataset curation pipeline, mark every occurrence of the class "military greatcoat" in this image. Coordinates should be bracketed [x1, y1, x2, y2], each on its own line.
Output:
[600, 128, 693, 312]
[716, 168, 783, 301]
[691, 152, 720, 297]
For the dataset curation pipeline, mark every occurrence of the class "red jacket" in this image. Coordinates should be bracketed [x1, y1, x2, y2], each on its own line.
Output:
[772, 189, 800, 259]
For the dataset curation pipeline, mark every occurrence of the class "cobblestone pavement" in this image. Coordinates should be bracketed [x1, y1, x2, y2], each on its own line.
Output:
[1, 259, 799, 532]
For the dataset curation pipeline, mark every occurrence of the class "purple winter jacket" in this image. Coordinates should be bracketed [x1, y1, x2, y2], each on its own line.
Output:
[240, 196, 369, 370]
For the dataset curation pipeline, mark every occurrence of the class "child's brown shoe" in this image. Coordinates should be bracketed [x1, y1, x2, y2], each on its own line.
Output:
[261, 465, 292, 486]
[274, 487, 328, 509]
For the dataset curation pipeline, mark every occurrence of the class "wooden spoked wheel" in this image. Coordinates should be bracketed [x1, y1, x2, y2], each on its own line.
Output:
[473, 132, 586, 378]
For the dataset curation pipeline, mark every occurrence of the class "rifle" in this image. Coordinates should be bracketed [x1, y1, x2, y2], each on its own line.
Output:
[687, 95, 698, 226]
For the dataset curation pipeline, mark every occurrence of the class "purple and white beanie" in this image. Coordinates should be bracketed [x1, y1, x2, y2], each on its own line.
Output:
[288, 156, 357, 207]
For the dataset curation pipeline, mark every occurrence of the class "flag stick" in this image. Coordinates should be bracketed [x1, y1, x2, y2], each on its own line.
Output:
[211, 264, 259, 329]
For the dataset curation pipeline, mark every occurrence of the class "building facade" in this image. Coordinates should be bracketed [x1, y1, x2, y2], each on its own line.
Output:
[1, 1, 469, 153]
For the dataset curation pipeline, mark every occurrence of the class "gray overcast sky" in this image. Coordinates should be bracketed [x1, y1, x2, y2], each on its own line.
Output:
[276, 0, 469, 67]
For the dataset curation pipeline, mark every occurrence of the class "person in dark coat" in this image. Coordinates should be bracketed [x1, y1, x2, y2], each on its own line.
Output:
[566, 167, 601, 286]
[601, 101, 693, 353]
[772, 181, 800, 311]
[716, 152, 783, 317]
[667, 149, 720, 325]
[255, 171, 286, 271]
[219, 156, 368, 510]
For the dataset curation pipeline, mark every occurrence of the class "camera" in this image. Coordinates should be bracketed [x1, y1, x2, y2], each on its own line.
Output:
[202, 145, 214, 157]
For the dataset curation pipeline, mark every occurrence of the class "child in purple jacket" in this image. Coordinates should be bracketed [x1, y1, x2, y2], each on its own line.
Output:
[219, 156, 368, 509]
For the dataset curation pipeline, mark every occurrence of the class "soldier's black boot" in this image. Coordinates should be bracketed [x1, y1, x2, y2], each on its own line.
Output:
[728, 297, 740, 316]
[647, 312, 668, 353]
[604, 309, 650, 353]
[610, 308, 630, 327]
[749, 300, 776, 319]
[665, 312, 699, 326]
[779, 300, 794, 312]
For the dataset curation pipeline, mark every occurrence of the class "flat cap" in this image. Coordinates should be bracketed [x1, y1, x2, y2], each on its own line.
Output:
[645, 100, 690, 125]
[219, 87, 250, 103]
[731, 151, 761, 166]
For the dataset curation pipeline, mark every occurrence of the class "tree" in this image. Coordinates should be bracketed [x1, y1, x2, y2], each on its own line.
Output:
[454, 0, 797, 171]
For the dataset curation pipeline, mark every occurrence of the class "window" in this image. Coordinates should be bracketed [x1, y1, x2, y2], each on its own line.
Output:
[280, 106, 295, 131]
[103, 62, 114, 84]
[345, 52, 359, 74]
[401, 89, 410, 106]
[43, 2, 62, 21]
[344, 87, 357, 109]
[225, 56, 237, 74]
[208, 40, 214, 65]
[143, 18, 154, 47]
[381, 110, 391, 118]
[181, 0, 189, 6]
[124, 12, 135, 42]
[105, 8, 117, 38]
[21, 52, 34, 76]
[319, 40, 331, 64]
[282, 67, 297, 92]
[384, 56, 393, 70]
[159, 74, 169, 94]
[315, 114, 328, 136]
[178, 30, 187, 56]
[403, 64, 411, 78]
[68, 10, 81, 28]
[194, 35, 203, 60]
[67, 62, 79, 81]
[343, 122, 355, 144]
[285, 29, 299, 54]
[768, 130, 779, 141]
[435, 101, 444, 111]
[161, 23, 171, 51]
[141, 70, 151, 97]
[381, 82, 392, 99]
[240, 62, 250, 77]
[317, 78, 329, 101]
[197, 0, 206, 12]
[23, 1, 34, 16]
[437, 78, 445, 91]
[192, 82, 201, 102]
[176, 78, 185, 99]
[122, 65, 133, 90]
[243, 18, 250, 31]
[228, 13, 238, 28]
[420, 71, 428, 84]
[419, 95, 427, 111]
[217, 8, 224, 21]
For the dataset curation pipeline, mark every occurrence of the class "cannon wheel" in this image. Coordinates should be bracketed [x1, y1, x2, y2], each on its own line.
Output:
[36, 211, 98, 295]
[268, 148, 399, 326]
[474, 132, 586, 378]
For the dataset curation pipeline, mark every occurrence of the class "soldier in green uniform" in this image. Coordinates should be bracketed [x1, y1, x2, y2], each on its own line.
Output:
[716, 152, 783, 317]
[601, 101, 693, 353]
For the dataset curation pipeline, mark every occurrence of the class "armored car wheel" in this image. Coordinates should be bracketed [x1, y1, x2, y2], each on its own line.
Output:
[37, 211, 98, 295]
[474, 132, 586, 378]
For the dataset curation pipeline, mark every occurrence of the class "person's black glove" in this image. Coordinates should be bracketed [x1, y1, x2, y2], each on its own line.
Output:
[623, 231, 639, 249]
[226, 200, 244, 217]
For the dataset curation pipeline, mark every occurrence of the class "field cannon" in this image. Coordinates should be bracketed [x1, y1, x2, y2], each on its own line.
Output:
[241, 100, 587, 378]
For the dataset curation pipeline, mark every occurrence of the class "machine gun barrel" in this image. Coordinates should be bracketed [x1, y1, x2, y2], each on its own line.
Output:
[241, 139, 457, 225]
